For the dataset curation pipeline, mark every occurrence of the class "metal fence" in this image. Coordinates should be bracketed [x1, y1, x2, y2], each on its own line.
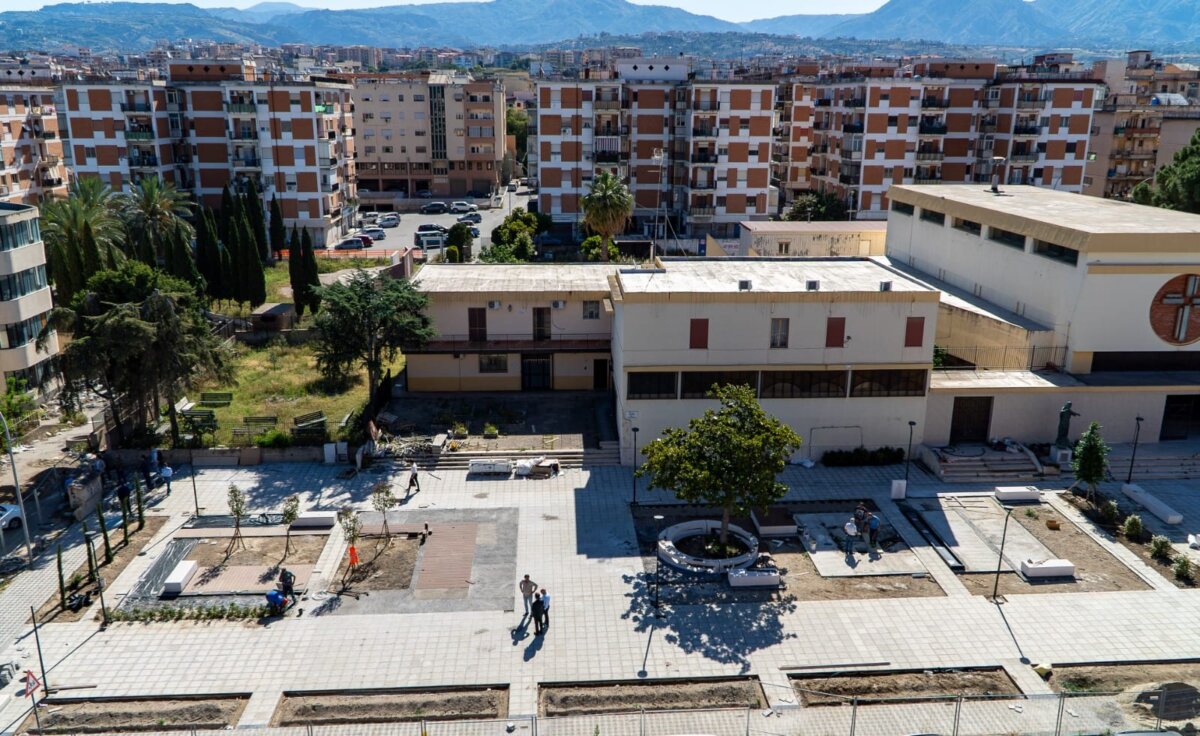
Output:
[936, 345, 1067, 372]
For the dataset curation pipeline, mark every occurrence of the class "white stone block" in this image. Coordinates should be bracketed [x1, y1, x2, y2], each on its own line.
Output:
[163, 560, 197, 594]
[891, 479, 907, 500]
[292, 510, 337, 529]
[1020, 558, 1075, 578]
[727, 568, 781, 588]
[995, 486, 1041, 502]
[1121, 483, 1183, 525]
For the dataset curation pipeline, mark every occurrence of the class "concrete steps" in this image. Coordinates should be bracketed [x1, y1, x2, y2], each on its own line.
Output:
[1106, 454, 1200, 481]
[423, 446, 622, 471]
[933, 452, 1043, 483]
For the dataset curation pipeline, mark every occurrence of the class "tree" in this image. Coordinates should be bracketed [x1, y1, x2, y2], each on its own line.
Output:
[288, 226, 306, 318]
[82, 520, 97, 583]
[135, 480, 145, 530]
[370, 480, 396, 541]
[300, 228, 321, 314]
[219, 186, 235, 244]
[312, 271, 435, 392]
[479, 242, 521, 263]
[446, 222, 474, 256]
[445, 246, 461, 263]
[339, 508, 361, 587]
[1072, 421, 1110, 503]
[581, 172, 633, 262]
[637, 384, 803, 546]
[195, 208, 223, 303]
[281, 494, 300, 558]
[41, 178, 125, 305]
[96, 504, 113, 564]
[269, 196, 287, 259]
[784, 191, 848, 222]
[119, 177, 194, 266]
[1131, 129, 1200, 213]
[506, 107, 528, 162]
[243, 179, 269, 261]
[580, 234, 619, 262]
[226, 484, 248, 555]
[119, 495, 130, 546]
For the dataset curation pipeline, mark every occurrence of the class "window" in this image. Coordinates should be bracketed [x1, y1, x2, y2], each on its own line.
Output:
[760, 370, 848, 398]
[478, 354, 507, 373]
[627, 372, 677, 400]
[414, 94, 425, 102]
[891, 201, 914, 216]
[1032, 239, 1079, 266]
[0, 265, 47, 301]
[84, 146, 96, 160]
[382, 146, 393, 154]
[582, 300, 600, 320]
[1066, 141, 1078, 154]
[0, 313, 48, 349]
[777, 240, 790, 255]
[825, 317, 845, 348]
[919, 208, 945, 225]
[689, 318, 708, 349]
[769, 318, 789, 349]
[904, 316, 925, 348]
[849, 369, 927, 397]
[0, 218, 40, 252]
[680, 371, 757, 399]
[887, 115, 898, 127]
[952, 217, 981, 235]
[988, 226, 1026, 250]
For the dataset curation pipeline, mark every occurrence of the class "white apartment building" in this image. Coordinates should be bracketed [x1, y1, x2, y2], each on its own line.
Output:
[0, 203, 57, 387]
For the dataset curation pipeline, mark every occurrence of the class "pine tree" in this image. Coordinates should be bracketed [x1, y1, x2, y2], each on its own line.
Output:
[269, 196, 287, 259]
[301, 228, 321, 315]
[288, 225, 305, 318]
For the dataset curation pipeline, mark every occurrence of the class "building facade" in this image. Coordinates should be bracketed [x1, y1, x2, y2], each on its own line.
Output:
[0, 203, 58, 387]
[1, 86, 69, 206]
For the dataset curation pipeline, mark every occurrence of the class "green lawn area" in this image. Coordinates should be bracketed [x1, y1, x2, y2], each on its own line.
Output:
[220, 257, 393, 321]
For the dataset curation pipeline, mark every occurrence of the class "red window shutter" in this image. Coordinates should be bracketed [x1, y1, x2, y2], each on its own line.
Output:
[689, 318, 709, 349]
[825, 317, 845, 348]
[905, 316, 925, 348]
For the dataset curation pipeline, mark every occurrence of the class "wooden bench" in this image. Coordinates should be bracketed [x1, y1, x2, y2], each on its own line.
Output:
[231, 427, 254, 445]
[173, 396, 195, 413]
[291, 425, 327, 444]
[293, 411, 327, 429]
[243, 416, 278, 433]
[181, 409, 218, 435]
[200, 391, 233, 407]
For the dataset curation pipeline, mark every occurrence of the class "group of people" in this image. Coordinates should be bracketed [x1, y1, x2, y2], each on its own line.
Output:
[266, 568, 297, 615]
[87, 449, 175, 501]
[842, 502, 883, 555]
[518, 574, 552, 635]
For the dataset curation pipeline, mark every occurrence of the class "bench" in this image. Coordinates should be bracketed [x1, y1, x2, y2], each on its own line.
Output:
[1021, 558, 1075, 579]
[291, 425, 327, 444]
[243, 416, 278, 434]
[200, 391, 233, 407]
[291, 511, 337, 529]
[231, 427, 253, 445]
[163, 560, 198, 594]
[181, 409, 218, 435]
[293, 411, 327, 429]
[173, 396, 194, 413]
[468, 458, 513, 476]
[995, 486, 1042, 503]
[1122, 483, 1184, 525]
[728, 568, 782, 588]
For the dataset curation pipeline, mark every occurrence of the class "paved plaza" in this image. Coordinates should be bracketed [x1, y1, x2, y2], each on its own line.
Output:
[0, 460, 1196, 734]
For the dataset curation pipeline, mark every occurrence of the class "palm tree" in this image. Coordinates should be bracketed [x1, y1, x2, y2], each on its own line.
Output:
[580, 171, 633, 262]
[41, 177, 125, 305]
[119, 178, 194, 266]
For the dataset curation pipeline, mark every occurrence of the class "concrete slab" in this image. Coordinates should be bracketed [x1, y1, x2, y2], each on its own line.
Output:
[911, 496, 1053, 573]
[795, 512, 928, 577]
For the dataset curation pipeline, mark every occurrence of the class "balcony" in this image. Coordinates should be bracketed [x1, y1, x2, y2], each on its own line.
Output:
[912, 176, 943, 184]
[1010, 152, 1039, 163]
[692, 127, 717, 138]
[120, 102, 151, 113]
[233, 157, 262, 168]
[35, 130, 57, 140]
[1112, 150, 1155, 160]
[916, 151, 945, 161]
[838, 173, 860, 186]
[38, 155, 61, 166]
[691, 181, 716, 191]
[691, 153, 718, 164]
[979, 120, 998, 133]
[406, 333, 610, 354]
[1126, 126, 1161, 137]
[40, 177, 64, 187]
[1012, 124, 1041, 136]
[844, 98, 865, 108]
[124, 130, 154, 140]
[813, 121, 831, 131]
[692, 100, 718, 111]
[1016, 97, 1045, 109]
[225, 102, 257, 114]
[918, 123, 947, 135]
[593, 151, 620, 164]
[689, 207, 715, 221]
[842, 122, 864, 133]
[129, 156, 159, 168]
[593, 99, 621, 110]
[315, 103, 337, 114]
[921, 98, 949, 109]
[840, 149, 862, 161]
[815, 98, 832, 107]
[230, 131, 259, 140]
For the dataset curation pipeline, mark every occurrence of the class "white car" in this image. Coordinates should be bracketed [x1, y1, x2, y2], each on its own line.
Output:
[0, 503, 23, 530]
[360, 227, 387, 240]
[449, 201, 478, 214]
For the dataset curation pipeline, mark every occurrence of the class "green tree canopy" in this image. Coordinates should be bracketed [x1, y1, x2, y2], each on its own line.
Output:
[783, 191, 848, 222]
[1131, 129, 1200, 213]
[119, 177, 194, 266]
[581, 172, 633, 262]
[300, 228, 321, 315]
[580, 234, 619, 262]
[506, 107, 528, 161]
[637, 384, 803, 545]
[1072, 421, 1110, 502]
[41, 178, 125, 305]
[268, 195, 287, 258]
[446, 222, 475, 254]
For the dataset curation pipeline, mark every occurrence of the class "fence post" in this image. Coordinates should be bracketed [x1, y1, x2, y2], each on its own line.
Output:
[1053, 693, 1066, 736]
[531, 714, 537, 736]
[744, 705, 751, 736]
[640, 707, 645, 736]
[1156, 688, 1164, 732]
[849, 697, 858, 736]
[952, 694, 962, 736]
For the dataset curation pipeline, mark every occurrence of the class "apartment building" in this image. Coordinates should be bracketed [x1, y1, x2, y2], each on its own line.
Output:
[531, 58, 775, 240]
[0, 86, 69, 206]
[343, 72, 506, 199]
[0, 203, 58, 388]
[62, 60, 356, 247]
[770, 74, 817, 205]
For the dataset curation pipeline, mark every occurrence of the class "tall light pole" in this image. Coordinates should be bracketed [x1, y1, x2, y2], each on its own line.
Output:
[991, 505, 1015, 602]
[1127, 415, 1144, 484]
[631, 426, 640, 507]
[905, 420, 917, 484]
[0, 410, 34, 567]
[190, 448, 201, 517]
[652, 513, 664, 615]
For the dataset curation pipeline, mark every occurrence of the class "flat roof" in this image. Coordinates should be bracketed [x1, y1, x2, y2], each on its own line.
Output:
[413, 264, 619, 294]
[889, 184, 1200, 253]
[616, 257, 934, 297]
[740, 221, 887, 234]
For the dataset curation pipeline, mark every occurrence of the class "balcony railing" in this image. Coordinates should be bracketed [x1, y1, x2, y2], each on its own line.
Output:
[230, 131, 259, 140]
[692, 100, 718, 111]
[936, 345, 1066, 371]
[120, 102, 151, 113]
[840, 149, 862, 161]
[35, 130, 57, 139]
[226, 102, 257, 114]
[129, 157, 159, 168]
[692, 127, 717, 138]
[406, 333, 611, 354]
[921, 98, 949, 109]
[844, 98, 865, 108]
[689, 207, 715, 220]
[918, 123, 947, 135]
[842, 123, 864, 133]
[839, 173, 860, 186]
[1112, 150, 1155, 159]
[1016, 97, 1046, 109]
[691, 153, 717, 164]
[691, 182, 716, 190]
[594, 151, 621, 163]
[40, 177, 64, 187]
[912, 176, 943, 184]
[1012, 124, 1041, 136]
[233, 157, 262, 168]
[593, 99, 621, 110]
[916, 151, 945, 161]
[1010, 152, 1039, 163]
[124, 130, 153, 140]
[1126, 127, 1161, 137]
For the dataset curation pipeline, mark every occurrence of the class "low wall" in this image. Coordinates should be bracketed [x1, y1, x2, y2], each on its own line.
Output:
[108, 445, 326, 468]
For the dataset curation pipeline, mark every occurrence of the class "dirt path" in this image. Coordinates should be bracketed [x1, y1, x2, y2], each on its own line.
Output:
[540, 679, 764, 716]
[274, 688, 506, 725]
[771, 543, 945, 601]
[794, 669, 1021, 706]
[27, 697, 247, 733]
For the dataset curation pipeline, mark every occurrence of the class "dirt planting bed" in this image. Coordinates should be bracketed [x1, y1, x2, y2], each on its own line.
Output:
[1063, 493, 1196, 589]
[332, 536, 421, 591]
[793, 669, 1021, 706]
[23, 696, 247, 733]
[274, 687, 507, 725]
[1051, 662, 1200, 694]
[540, 678, 764, 716]
[187, 534, 326, 568]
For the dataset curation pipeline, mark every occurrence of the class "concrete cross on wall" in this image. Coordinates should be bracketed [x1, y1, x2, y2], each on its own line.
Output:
[1155, 274, 1200, 344]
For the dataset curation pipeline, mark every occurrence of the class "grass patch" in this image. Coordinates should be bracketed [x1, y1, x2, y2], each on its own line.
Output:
[216, 259, 391, 321]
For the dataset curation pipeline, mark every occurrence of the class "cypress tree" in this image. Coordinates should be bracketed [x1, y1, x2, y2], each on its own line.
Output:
[196, 208, 217, 298]
[219, 186, 235, 244]
[244, 217, 267, 308]
[218, 241, 234, 304]
[288, 225, 305, 318]
[301, 228, 321, 314]
[80, 221, 103, 278]
[244, 179, 269, 262]
[56, 544, 66, 609]
[170, 221, 202, 288]
[269, 196, 287, 259]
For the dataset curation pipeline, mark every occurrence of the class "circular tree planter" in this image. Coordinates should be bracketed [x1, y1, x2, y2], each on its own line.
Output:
[657, 520, 759, 574]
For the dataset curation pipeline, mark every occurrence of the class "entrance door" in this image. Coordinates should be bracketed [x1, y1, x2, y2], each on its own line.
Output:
[949, 396, 993, 445]
[468, 307, 487, 342]
[1160, 395, 1200, 440]
[522, 354, 552, 390]
[593, 358, 609, 391]
[532, 308, 551, 341]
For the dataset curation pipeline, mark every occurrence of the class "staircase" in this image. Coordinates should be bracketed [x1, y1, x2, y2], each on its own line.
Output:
[927, 446, 1043, 483]
[423, 440, 622, 471]
[1106, 453, 1200, 482]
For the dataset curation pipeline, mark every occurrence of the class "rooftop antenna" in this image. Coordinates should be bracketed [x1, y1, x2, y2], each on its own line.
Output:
[991, 156, 1006, 194]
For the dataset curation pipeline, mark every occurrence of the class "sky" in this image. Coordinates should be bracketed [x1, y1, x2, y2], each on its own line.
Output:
[5, 0, 888, 23]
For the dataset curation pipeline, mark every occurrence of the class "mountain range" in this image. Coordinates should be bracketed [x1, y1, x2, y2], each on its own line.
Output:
[0, 0, 1198, 53]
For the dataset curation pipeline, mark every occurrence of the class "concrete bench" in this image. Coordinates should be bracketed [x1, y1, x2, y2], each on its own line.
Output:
[468, 459, 513, 476]
[995, 486, 1041, 502]
[1021, 558, 1075, 578]
[728, 568, 781, 588]
[1122, 483, 1183, 525]
[163, 560, 198, 594]
[291, 511, 337, 529]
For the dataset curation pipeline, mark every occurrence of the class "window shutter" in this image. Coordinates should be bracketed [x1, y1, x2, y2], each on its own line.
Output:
[825, 317, 845, 348]
[689, 318, 709, 349]
[905, 316, 925, 348]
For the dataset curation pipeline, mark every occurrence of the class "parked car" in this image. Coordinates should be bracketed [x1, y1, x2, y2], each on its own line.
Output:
[416, 189, 433, 199]
[361, 227, 386, 240]
[417, 223, 449, 233]
[0, 504, 23, 530]
[420, 201, 448, 214]
[378, 214, 401, 228]
[507, 182, 518, 192]
[450, 201, 478, 214]
[457, 212, 482, 224]
[333, 238, 365, 250]
[469, 227, 481, 238]
[351, 233, 373, 246]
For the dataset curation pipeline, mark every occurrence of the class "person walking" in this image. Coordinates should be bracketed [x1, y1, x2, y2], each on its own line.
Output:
[530, 593, 546, 635]
[160, 464, 174, 495]
[518, 574, 538, 615]
[843, 517, 859, 556]
[406, 461, 421, 496]
[539, 588, 551, 628]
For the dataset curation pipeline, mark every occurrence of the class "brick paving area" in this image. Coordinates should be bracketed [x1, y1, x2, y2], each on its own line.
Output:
[413, 523, 477, 593]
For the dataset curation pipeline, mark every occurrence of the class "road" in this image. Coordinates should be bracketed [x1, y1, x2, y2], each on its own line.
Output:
[351, 191, 532, 255]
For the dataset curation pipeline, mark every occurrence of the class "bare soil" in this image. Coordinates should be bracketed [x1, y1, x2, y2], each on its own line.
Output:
[794, 669, 1021, 706]
[540, 679, 764, 716]
[1063, 493, 1196, 589]
[333, 536, 421, 591]
[771, 543, 945, 601]
[274, 688, 506, 725]
[957, 505, 1150, 597]
[187, 534, 326, 568]
[22, 696, 247, 733]
[1051, 663, 1200, 694]
[33, 516, 170, 624]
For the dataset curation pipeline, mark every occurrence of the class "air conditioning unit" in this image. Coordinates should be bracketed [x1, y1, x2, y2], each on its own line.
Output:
[551, 300, 566, 309]
[806, 280, 820, 291]
[738, 279, 753, 291]
[879, 281, 893, 292]
[487, 300, 501, 309]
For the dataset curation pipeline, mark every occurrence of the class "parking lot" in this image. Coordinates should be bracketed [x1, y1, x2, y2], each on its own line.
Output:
[350, 191, 531, 257]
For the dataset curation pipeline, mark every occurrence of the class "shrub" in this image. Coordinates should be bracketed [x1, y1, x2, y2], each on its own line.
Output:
[1100, 499, 1120, 523]
[483, 422, 499, 436]
[1150, 535, 1174, 559]
[254, 428, 293, 448]
[451, 421, 468, 437]
[1173, 555, 1193, 582]
[821, 446, 905, 467]
[1121, 514, 1144, 540]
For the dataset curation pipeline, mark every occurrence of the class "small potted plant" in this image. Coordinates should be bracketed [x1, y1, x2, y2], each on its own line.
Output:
[451, 421, 469, 439]
[483, 422, 499, 439]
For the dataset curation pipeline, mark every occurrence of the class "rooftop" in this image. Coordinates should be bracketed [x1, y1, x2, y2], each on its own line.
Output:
[413, 264, 620, 294]
[740, 220, 888, 234]
[889, 184, 1200, 253]
[616, 257, 933, 296]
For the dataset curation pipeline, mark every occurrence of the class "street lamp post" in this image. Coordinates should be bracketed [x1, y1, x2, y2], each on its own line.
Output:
[905, 420, 917, 484]
[991, 506, 1016, 602]
[631, 427, 640, 506]
[653, 513, 664, 615]
[1127, 415, 1144, 485]
[0, 410, 35, 567]
[85, 534, 109, 628]
[190, 448, 200, 517]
